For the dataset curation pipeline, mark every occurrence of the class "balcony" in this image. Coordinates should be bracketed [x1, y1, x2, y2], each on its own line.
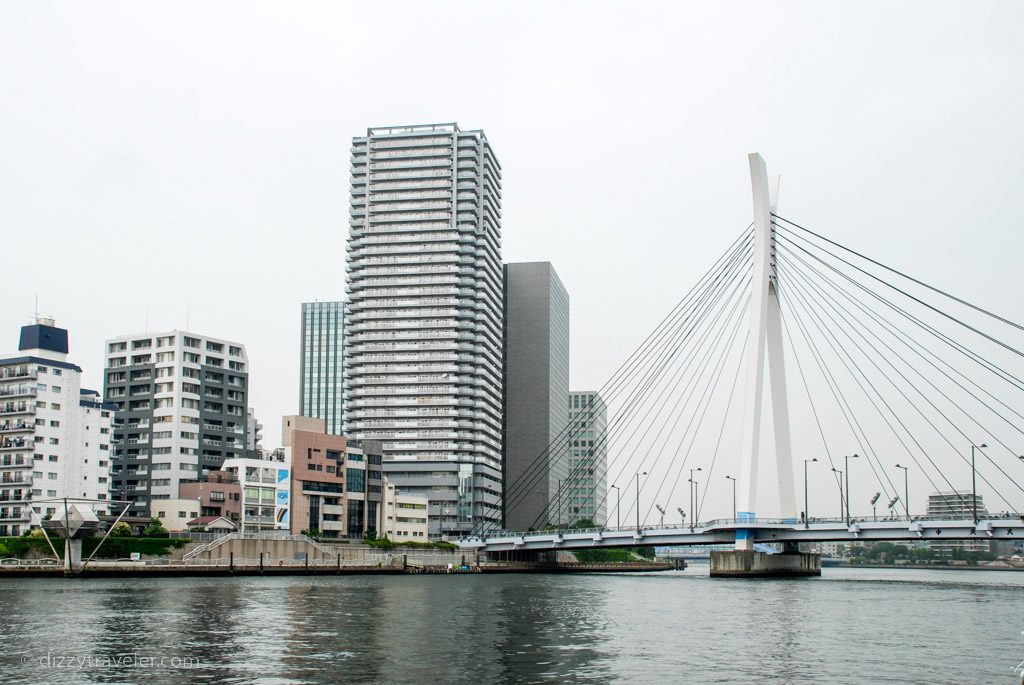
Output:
[0, 386, 36, 398]
[0, 368, 36, 381]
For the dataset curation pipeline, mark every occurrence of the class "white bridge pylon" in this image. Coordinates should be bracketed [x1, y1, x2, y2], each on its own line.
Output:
[736, 153, 797, 550]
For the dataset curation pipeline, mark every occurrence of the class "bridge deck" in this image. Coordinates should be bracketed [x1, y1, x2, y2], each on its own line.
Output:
[460, 516, 1024, 553]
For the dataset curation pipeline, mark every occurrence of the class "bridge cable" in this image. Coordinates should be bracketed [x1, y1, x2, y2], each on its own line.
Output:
[486, 229, 754, 535]
[776, 236, 1024, 505]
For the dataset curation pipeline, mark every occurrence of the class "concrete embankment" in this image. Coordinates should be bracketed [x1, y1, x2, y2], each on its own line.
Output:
[0, 559, 678, 578]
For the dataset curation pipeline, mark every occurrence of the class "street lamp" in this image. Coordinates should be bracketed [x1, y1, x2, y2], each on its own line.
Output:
[655, 504, 666, 527]
[803, 458, 817, 529]
[970, 443, 987, 524]
[725, 475, 737, 521]
[894, 464, 910, 521]
[610, 484, 621, 529]
[556, 478, 563, 529]
[635, 471, 647, 531]
[844, 454, 859, 525]
[677, 507, 686, 527]
[688, 467, 702, 531]
[870, 492, 880, 522]
[831, 467, 843, 520]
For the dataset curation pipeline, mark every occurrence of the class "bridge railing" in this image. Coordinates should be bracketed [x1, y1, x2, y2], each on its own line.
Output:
[464, 512, 1024, 542]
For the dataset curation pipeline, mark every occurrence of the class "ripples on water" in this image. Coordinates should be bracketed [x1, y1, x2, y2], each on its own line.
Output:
[0, 566, 1021, 684]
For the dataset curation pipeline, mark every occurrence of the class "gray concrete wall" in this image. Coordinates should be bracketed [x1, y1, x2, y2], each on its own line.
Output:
[710, 550, 821, 577]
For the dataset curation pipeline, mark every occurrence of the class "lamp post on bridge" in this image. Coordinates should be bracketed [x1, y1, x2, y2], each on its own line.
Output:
[688, 467, 702, 532]
[844, 454, 859, 526]
[634, 472, 647, 532]
[556, 478, 562, 529]
[655, 504, 666, 527]
[725, 475, 736, 522]
[803, 458, 817, 529]
[831, 467, 843, 521]
[894, 464, 910, 521]
[970, 443, 987, 524]
[610, 484, 621, 529]
[677, 507, 685, 527]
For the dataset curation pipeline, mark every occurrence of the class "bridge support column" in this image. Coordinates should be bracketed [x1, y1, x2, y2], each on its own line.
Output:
[710, 549, 820, 578]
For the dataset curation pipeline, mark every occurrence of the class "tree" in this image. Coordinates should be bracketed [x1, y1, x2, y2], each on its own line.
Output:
[109, 522, 132, 537]
[142, 517, 167, 536]
[570, 518, 596, 529]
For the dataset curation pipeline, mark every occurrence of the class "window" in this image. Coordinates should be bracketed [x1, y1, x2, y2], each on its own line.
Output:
[48, 438, 58, 445]
[37, 367, 47, 374]
[49, 420, 59, 428]
[50, 386, 61, 393]
[50, 403, 60, 410]
[52, 369, 62, 377]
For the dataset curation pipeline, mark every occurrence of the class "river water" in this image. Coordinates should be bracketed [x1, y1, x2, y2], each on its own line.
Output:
[0, 564, 1021, 684]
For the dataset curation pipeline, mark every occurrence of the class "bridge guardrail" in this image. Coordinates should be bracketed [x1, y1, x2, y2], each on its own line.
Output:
[463, 512, 1024, 544]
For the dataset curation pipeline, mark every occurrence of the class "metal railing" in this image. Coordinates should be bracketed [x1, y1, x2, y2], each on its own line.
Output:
[465, 511, 1024, 542]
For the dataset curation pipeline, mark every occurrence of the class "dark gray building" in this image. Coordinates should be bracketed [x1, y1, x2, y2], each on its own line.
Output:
[503, 262, 570, 530]
[300, 301, 345, 435]
[104, 331, 249, 517]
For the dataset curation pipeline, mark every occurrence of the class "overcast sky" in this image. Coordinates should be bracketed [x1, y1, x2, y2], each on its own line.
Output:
[2, 1, 1022, 518]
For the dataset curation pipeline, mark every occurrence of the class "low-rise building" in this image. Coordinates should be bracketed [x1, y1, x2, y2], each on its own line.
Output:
[222, 452, 290, 533]
[153, 498, 202, 532]
[283, 415, 382, 539]
[1, 318, 115, 536]
[382, 476, 429, 542]
[178, 470, 241, 527]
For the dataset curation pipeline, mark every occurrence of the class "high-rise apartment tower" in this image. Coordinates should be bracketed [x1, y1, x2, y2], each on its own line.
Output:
[344, 123, 503, 537]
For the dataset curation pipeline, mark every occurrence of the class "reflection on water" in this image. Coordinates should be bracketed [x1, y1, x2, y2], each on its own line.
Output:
[1, 566, 1021, 684]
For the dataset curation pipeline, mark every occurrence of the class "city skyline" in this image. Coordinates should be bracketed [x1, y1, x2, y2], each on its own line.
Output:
[2, 2, 1023, 521]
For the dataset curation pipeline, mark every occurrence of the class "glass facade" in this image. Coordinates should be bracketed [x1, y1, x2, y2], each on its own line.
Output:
[300, 302, 345, 435]
[568, 391, 608, 526]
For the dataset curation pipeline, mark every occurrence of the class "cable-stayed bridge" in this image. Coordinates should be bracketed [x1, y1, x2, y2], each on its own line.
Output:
[459, 154, 1024, 573]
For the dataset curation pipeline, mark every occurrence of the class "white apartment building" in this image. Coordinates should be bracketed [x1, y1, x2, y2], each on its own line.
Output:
[345, 123, 504, 537]
[103, 330, 249, 517]
[222, 452, 291, 533]
[382, 476, 429, 542]
[0, 319, 114, 536]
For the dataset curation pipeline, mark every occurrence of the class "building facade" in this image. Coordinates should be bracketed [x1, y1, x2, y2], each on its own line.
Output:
[926, 491, 991, 552]
[1, 319, 115, 536]
[382, 476, 429, 542]
[300, 301, 345, 435]
[283, 415, 383, 539]
[103, 330, 249, 517]
[344, 123, 504, 537]
[178, 470, 242, 528]
[502, 262, 570, 530]
[222, 453, 290, 533]
[568, 391, 608, 527]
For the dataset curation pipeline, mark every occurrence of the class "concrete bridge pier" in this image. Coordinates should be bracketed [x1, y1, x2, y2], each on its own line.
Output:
[710, 547, 820, 578]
